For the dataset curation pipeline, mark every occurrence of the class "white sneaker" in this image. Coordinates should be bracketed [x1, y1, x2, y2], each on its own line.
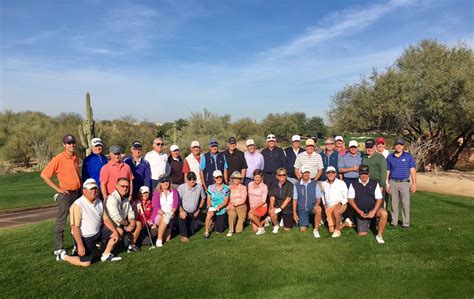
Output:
[332, 230, 341, 238]
[101, 253, 122, 262]
[256, 227, 265, 235]
[226, 232, 233, 237]
[54, 249, 66, 261]
[272, 226, 280, 234]
[345, 218, 353, 227]
[264, 216, 271, 227]
[375, 235, 385, 244]
[53, 193, 59, 201]
[313, 230, 320, 238]
[156, 239, 163, 247]
[279, 219, 284, 226]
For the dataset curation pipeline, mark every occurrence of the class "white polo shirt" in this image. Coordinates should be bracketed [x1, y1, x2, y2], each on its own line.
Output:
[321, 178, 348, 207]
[144, 150, 170, 180]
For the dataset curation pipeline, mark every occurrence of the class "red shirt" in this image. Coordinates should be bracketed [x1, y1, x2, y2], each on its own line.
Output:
[100, 161, 134, 194]
[134, 199, 153, 224]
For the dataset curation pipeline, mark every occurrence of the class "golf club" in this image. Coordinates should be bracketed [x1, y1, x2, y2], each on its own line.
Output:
[138, 203, 156, 250]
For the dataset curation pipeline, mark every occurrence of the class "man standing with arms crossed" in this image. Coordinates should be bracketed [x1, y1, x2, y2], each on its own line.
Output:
[284, 135, 305, 184]
[145, 137, 170, 191]
[41, 134, 81, 259]
[261, 134, 286, 188]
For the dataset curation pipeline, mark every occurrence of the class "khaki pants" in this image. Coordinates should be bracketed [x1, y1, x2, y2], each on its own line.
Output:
[227, 205, 247, 233]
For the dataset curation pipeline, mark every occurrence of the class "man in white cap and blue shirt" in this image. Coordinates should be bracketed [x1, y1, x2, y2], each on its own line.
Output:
[338, 140, 362, 187]
[244, 138, 264, 186]
[284, 135, 305, 184]
[81, 137, 107, 195]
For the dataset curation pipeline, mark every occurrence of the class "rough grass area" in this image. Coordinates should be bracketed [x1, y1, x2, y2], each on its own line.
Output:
[0, 172, 56, 210]
[0, 192, 473, 298]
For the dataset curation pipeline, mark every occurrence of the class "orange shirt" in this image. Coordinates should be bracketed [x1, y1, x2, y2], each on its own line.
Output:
[41, 151, 81, 190]
[100, 161, 134, 194]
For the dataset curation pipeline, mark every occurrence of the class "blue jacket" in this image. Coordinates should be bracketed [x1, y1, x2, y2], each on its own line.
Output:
[123, 156, 152, 198]
[320, 150, 339, 181]
[293, 180, 322, 212]
[81, 153, 107, 188]
[284, 147, 305, 178]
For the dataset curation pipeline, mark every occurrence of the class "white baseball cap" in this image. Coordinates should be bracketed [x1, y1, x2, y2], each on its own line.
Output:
[335, 136, 344, 142]
[326, 166, 337, 173]
[213, 170, 223, 177]
[90, 137, 103, 147]
[291, 135, 301, 142]
[139, 186, 150, 193]
[246, 139, 255, 146]
[349, 140, 358, 148]
[301, 165, 311, 173]
[83, 178, 98, 189]
[190, 141, 200, 148]
[266, 134, 276, 141]
[170, 144, 180, 152]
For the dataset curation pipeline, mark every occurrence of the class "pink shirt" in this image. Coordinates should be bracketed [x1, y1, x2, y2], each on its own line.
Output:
[248, 181, 268, 210]
[229, 184, 247, 207]
[99, 161, 134, 194]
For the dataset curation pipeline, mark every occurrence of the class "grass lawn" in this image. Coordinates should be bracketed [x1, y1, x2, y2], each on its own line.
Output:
[0, 172, 57, 210]
[0, 192, 473, 298]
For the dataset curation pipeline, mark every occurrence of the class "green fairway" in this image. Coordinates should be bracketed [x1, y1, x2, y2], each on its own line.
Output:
[0, 192, 473, 298]
[0, 172, 56, 210]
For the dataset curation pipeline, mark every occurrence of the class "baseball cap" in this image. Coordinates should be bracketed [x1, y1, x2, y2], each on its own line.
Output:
[305, 138, 315, 147]
[209, 139, 218, 147]
[213, 170, 223, 178]
[170, 144, 180, 152]
[230, 171, 243, 179]
[246, 139, 255, 146]
[365, 139, 375, 148]
[186, 172, 197, 180]
[91, 137, 103, 147]
[109, 145, 122, 154]
[228, 137, 237, 144]
[191, 140, 200, 148]
[335, 136, 344, 142]
[158, 176, 170, 183]
[291, 135, 301, 142]
[326, 166, 336, 173]
[139, 186, 150, 194]
[63, 134, 76, 144]
[359, 165, 370, 175]
[375, 137, 385, 145]
[132, 141, 142, 149]
[348, 140, 358, 148]
[394, 137, 405, 145]
[301, 165, 311, 173]
[83, 178, 98, 190]
[266, 134, 276, 141]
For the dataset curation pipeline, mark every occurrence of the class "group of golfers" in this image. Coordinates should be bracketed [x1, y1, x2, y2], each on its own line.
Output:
[41, 133, 416, 267]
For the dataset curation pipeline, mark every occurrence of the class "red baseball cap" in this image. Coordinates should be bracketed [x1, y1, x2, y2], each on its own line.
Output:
[375, 137, 385, 145]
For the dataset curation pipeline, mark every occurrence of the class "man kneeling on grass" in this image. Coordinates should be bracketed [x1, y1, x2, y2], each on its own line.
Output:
[348, 165, 387, 244]
[292, 165, 323, 238]
[57, 179, 121, 266]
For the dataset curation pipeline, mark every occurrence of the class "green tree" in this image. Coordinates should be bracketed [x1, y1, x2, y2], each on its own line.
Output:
[231, 117, 262, 139]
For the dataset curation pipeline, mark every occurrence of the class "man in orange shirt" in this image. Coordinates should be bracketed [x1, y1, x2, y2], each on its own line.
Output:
[100, 145, 134, 200]
[41, 134, 82, 259]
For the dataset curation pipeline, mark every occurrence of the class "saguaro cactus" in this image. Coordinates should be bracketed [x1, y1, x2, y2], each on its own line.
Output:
[78, 92, 96, 156]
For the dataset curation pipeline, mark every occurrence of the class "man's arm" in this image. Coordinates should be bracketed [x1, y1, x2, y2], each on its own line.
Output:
[100, 182, 108, 200]
[410, 167, 417, 192]
[71, 226, 85, 256]
[40, 173, 67, 194]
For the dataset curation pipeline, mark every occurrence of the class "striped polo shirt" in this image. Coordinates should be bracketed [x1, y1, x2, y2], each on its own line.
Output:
[294, 151, 324, 179]
[387, 151, 416, 180]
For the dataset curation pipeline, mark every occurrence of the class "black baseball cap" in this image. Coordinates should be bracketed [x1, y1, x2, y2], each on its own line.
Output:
[186, 172, 197, 180]
[394, 137, 405, 145]
[228, 137, 237, 144]
[359, 165, 370, 175]
[132, 141, 142, 149]
[63, 134, 76, 144]
[365, 139, 375, 148]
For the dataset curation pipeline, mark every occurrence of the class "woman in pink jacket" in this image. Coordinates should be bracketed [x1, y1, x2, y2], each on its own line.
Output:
[151, 176, 178, 247]
[226, 171, 247, 237]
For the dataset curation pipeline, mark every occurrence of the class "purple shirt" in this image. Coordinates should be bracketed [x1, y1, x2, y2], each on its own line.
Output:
[244, 150, 265, 179]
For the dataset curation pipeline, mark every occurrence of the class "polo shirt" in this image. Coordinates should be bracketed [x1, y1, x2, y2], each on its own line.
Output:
[224, 149, 248, 176]
[284, 146, 305, 178]
[321, 178, 348, 207]
[41, 151, 81, 190]
[338, 152, 362, 179]
[99, 161, 134, 194]
[70, 195, 108, 237]
[248, 181, 268, 210]
[294, 151, 324, 179]
[269, 180, 294, 214]
[144, 150, 170, 180]
[177, 183, 206, 213]
[123, 156, 152, 197]
[206, 184, 230, 216]
[81, 153, 107, 188]
[362, 152, 387, 186]
[229, 183, 247, 206]
[348, 179, 383, 211]
[261, 147, 286, 174]
[387, 151, 416, 180]
[244, 151, 264, 179]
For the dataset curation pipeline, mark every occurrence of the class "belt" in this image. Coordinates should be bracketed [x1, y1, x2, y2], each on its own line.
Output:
[391, 179, 410, 183]
[67, 189, 80, 192]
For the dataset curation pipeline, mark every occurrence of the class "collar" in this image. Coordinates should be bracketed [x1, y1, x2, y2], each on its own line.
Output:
[358, 178, 370, 186]
[62, 150, 76, 159]
[299, 179, 311, 185]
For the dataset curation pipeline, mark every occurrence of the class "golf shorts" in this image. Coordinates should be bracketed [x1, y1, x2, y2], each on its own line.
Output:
[212, 214, 227, 233]
[254, 205, 268, 218]
[76, 226, 112, 262]
[279, 213, 294, 229]
[297, 209, 314, 227]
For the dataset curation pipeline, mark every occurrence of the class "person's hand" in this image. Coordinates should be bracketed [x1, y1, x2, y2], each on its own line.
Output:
[411, 184, 417, 193]
[293, 213, 299, 223]
[78, 244, 86, 256]
[125, 224, 134, 232]
[180, 211, 187, 219]
[57, 188, 70, 195]
[386, 183, 391, 194]
[367, 210, 376, 219]
[116, 227, 124, 236]
[111, 230, 120, 242]
[358, 210, 367, 218]
[193, 210, 200, 218]
[208, 207, 217, 212]
[274, 208, 282, 214]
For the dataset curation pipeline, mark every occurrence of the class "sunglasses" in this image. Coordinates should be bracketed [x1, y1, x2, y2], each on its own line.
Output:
[325, 143, 334, 145]
[66, 142, 76, 145]
[155, 143, 164, 146]
[277, 174, 287, 177]
[118, 185, 130, 188]
[160, 180, 170, 183]
[214, 176, 223, 179]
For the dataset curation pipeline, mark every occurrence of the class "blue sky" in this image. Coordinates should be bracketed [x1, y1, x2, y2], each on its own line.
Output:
[1, 0, 472, 123]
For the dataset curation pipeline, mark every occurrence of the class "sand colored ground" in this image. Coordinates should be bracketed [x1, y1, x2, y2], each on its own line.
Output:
[417, 171, 474, 198]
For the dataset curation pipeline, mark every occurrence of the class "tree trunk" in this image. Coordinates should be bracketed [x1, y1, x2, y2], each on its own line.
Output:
[444, 132, 473, 170]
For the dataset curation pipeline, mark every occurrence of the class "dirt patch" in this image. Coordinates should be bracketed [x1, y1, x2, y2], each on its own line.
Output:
[417, 170, 474, 197]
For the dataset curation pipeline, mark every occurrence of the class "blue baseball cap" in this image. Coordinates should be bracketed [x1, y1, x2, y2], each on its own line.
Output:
[209, 139, 218, 147]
